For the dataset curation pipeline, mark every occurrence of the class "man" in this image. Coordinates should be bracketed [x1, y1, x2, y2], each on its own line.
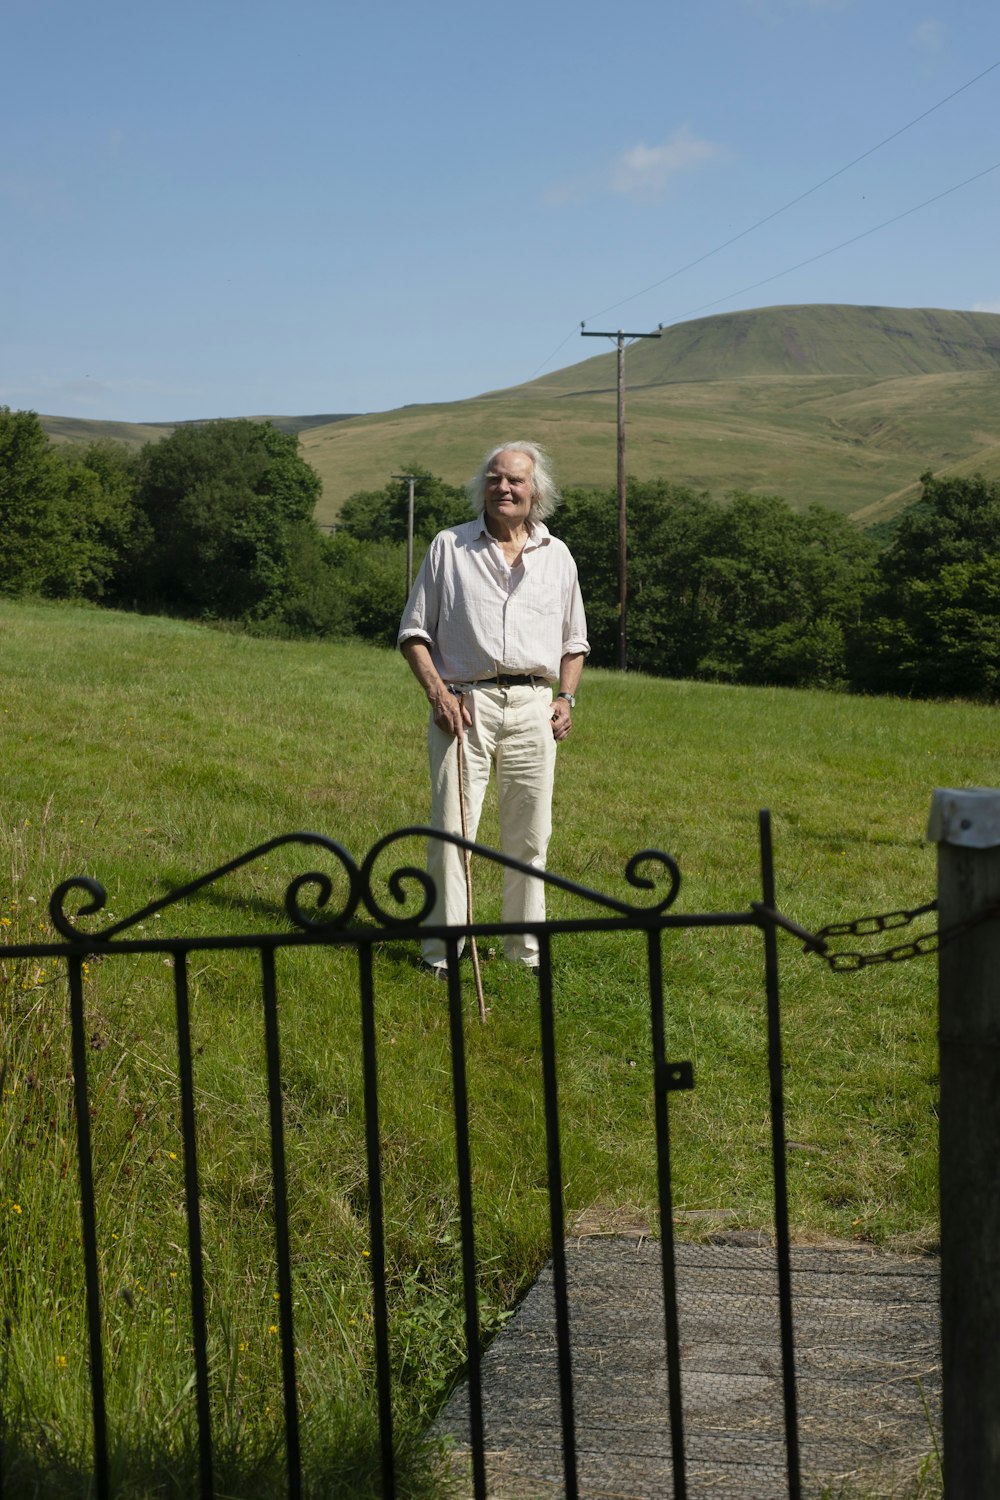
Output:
[398, 441, 589, 975]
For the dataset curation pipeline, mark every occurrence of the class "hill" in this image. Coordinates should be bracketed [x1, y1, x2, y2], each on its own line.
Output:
[300, 305, 1000, 524]
[527, 303, 1000, 390]
[32, 304, 1000, 525]
[851, 442, 1000, 528]
[39, 411, 356, 448]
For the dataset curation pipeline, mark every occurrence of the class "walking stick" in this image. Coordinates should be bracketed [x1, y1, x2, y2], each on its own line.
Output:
[456, 735, 487, 1024]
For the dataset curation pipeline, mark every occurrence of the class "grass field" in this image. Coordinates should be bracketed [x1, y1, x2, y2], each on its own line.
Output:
[2, 598, 995, 1495]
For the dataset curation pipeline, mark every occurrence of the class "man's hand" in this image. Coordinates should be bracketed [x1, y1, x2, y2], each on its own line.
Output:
[401, 641, 472, 738]
[550, 695, 572, 742]
[430, 684, 472, 739]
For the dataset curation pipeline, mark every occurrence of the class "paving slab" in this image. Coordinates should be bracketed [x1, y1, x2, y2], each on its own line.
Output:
[436, 1237, 941, 1498]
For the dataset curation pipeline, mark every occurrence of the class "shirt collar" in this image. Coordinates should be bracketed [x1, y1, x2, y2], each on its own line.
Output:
[475, 512, 551, 549]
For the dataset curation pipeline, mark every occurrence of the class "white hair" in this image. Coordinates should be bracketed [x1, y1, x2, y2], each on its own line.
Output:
[467, 441, 561, 523]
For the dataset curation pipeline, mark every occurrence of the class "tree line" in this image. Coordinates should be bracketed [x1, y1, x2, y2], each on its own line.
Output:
[2, 407, 999, 701]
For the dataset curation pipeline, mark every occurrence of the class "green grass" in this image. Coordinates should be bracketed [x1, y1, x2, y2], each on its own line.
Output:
[2, 597, 993, 1495]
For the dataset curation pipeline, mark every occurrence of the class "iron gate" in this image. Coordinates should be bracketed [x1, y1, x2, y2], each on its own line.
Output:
[0, 810, 800, 1499]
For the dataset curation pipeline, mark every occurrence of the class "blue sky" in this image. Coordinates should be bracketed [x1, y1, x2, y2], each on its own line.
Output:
[3, 0, 998, 423]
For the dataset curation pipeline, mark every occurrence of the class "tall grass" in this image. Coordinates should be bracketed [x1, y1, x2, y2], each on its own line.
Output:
[2, 598, 994, 1495]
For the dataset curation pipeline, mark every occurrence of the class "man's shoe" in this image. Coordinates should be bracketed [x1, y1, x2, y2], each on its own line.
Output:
[419, 960, 449, 981]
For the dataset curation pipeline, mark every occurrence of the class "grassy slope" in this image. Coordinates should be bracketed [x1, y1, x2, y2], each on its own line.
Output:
[33, 304, 1000, 526]
[38, 412, 355, 448]
[3, 598, 993, 1491]
[852, 442, 1000, 527]
[4, 598, 995, 1245]
[299, 304, 1000, 521]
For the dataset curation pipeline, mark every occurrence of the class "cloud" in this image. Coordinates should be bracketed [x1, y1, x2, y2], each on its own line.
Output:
[610, 128, 722, 198]
[545, 125, 723, 206]
[910, 20, 946, 54]
[973, 298, 1000, 315]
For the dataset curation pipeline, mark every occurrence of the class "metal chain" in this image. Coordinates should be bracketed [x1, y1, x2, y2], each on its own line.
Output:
[802, 898, 1000, 972]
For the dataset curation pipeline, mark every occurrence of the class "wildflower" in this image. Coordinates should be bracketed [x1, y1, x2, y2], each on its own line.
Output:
[268, 1324, 278, 1336]
[10, 1205, 21, 1215]
[55, 1355, 67, 1368]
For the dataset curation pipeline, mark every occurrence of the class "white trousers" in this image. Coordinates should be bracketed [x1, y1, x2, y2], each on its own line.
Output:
[422, 683, 557, 968]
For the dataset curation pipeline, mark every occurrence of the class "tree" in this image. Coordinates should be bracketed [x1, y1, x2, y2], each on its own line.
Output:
[850, 472, 1000, 700]
[130, 420, 322, 621]
[693, 494, 877, 687]
[337, 468, 469, 546]
[57, 441, 140, 601]
[0, 407, 69, 595]
[558, 481, 877, 687]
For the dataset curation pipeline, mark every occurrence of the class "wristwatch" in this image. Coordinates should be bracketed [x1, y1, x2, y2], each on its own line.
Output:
[557, 691, 576, 708]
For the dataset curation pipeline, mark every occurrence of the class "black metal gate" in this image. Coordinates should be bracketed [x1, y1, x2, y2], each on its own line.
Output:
[0, 810, 801, 1499]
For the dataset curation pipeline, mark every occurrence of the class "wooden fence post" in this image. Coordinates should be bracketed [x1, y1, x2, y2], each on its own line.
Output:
[928, 787, 1000, 1497]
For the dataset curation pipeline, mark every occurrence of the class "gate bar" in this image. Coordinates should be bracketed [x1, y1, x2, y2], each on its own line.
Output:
[759, 810, 802, 1500]
[537, 933, 580, 1499]
[260, 948, 302, 1500]
[173, 954, 214, 1499]
[648, 928, 689, 1498]
[68, 954, 110, 1500]
[445, 935, 488, 1500]
[358, 945, 396, 1495]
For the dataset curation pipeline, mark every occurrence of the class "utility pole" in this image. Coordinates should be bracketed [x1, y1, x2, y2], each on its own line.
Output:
[392, 474, 417, 595]
[581, 325, 661, 671]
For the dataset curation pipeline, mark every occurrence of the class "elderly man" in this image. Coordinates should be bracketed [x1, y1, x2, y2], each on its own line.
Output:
[398, 441, 589, 975]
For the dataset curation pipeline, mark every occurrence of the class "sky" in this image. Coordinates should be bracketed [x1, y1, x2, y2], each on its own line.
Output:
[3, 0, 999, 424]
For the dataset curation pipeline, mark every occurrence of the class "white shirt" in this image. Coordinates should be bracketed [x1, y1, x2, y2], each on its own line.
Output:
[397, 514, 590, 684]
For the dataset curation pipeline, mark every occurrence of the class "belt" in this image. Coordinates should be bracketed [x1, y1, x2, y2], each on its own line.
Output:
[474, 674, 542, 688]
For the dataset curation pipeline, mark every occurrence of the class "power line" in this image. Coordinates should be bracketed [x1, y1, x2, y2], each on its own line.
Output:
[584, 57, 1000, 325]
[669, 158, 1000, 323]
[526, 57, 1000, 379]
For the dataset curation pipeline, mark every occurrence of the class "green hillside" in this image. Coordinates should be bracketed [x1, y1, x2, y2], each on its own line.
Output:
[300, 305, 1000, 524]
[32, 304, 1000, 526]
[525, 303, 1000, 391]
[39, 411, 355, 448]
[852, 442, 1000, 528]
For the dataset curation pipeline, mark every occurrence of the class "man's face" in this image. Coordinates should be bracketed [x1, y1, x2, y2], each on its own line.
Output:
[484, 450, 535, 531]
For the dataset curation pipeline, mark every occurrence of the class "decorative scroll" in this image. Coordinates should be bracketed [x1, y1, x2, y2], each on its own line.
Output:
[46, 828, 682, 943]
[48, 832, 360, 941]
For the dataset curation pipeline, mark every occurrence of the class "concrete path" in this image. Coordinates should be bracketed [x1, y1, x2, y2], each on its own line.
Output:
[437, 1236, 941, 1498]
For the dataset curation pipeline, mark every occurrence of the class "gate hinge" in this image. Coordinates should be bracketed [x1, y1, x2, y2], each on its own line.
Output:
[655, 1060, 694, 1093]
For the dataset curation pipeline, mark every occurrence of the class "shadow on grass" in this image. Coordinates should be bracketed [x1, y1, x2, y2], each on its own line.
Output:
[0, 1423, 452, 1499]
